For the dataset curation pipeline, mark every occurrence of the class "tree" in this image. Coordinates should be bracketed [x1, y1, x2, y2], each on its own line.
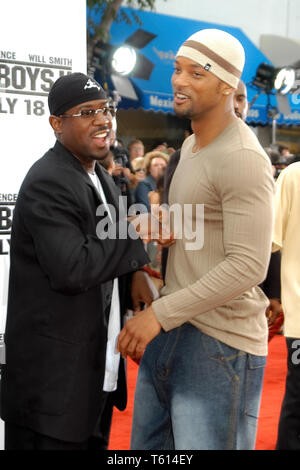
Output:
[87, 0, 164, 75]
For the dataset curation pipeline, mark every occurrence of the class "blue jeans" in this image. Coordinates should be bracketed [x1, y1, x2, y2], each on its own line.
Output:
[130, 324, 266, 450]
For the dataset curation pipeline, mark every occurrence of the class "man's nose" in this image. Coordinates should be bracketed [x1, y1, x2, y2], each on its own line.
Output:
[93, 110, 112, 127]
[172, 71, 189, 88]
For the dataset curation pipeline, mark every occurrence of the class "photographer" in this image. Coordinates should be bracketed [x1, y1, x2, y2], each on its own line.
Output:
[110, 131, 134, 211]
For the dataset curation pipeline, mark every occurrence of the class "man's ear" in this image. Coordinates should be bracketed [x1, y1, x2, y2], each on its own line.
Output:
[49, 115, 63, 134]
[219, 81, 234, 96]
[217, 80, 234, 96]
[223, 85, 235, 96]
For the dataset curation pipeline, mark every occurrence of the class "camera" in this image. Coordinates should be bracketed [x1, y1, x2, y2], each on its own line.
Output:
[111, 146, 129, 168]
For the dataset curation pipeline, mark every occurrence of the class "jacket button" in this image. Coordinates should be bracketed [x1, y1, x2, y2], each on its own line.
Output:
[131, 260, 138, 269]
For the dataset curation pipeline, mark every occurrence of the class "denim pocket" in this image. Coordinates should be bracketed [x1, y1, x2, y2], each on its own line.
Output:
[201, 334, 247, 382]
[244, 354, 266, 420]
[248, 354, 266, 369]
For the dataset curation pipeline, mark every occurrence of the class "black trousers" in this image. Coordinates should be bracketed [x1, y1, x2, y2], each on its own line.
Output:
[4, 392, 114, 451]
[276, 337, 300, 450]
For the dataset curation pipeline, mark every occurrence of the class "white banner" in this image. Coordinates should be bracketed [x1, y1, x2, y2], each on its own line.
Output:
[0, 0, 87, 448]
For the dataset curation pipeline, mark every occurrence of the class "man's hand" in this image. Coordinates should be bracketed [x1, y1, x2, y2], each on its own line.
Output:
[131, 270, 159, 312]
[122, 167, 133, 181]
[128, 213, 175, 247]
[148, 190, 160, 206]
[266, 298, 283, 326]
[117, 306, 162, 362]
[112, 163, 123, 177]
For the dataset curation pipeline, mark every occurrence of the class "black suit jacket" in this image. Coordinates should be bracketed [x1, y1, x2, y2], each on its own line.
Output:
[1, 141, 148, 442]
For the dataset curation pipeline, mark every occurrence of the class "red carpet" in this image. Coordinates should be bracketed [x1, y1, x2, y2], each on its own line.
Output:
[108, 334, 287, 450]
[255, 334, 287, 450]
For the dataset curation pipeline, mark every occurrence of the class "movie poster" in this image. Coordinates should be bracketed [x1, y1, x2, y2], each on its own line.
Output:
[0, 0, 87, 448]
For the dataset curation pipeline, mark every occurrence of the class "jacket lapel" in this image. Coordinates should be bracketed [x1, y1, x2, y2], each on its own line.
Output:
[95, 163, 124, 219]
[51, 141, 122, 214]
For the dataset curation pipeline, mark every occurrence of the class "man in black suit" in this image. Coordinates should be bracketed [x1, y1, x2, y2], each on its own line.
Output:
[0, 73, 154, 450]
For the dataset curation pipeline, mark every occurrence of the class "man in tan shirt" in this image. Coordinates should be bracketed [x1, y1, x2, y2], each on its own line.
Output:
[118, 29, 274, 450]
[273, 162, 300, 449]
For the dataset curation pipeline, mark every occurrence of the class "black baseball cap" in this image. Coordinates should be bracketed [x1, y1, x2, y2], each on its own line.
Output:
[48, 72, 107, 116]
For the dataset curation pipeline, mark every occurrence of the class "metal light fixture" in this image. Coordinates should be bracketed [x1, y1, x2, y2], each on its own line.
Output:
[252, 63, 277, 92]
[92, 28, 157, 102]
[274, 67, 296, 95]
[250, 62, 296, 144]
[112, 29, 157, 81]
[252, 63, 296, 95]
[112, 46, 137, 75]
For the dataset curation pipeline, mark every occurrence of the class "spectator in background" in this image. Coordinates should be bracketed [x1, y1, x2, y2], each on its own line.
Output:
[167, 146, 176, 156]
[278, 144, 293, 162]
[153, 140, 177, 157]
[148, 174, 165, 208]
[266, 147, 289, 180]
[146, 172, 168, 292]
[110, 129, 133, 174]
[233, 78, 248, 121]
[129, 157, 146, 203]
[134, 151, 168, 212]
[128, 139, 145, 162]
[134, 151, 169, 282]
[109, 129, 136, 211]
[264, 147, 280, 178]
[153, 141, 168, 153]
[273, 162, 300, 450]
[131, 157, 146, 185]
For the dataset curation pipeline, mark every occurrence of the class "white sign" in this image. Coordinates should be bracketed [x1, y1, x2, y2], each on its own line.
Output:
[0, 0, 87, 448]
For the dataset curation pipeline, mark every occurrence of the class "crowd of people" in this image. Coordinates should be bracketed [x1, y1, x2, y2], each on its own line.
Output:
[1, 27, 300, 452]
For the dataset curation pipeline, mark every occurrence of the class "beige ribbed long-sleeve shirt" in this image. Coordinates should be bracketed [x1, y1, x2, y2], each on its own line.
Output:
[152, 118, 274, 356]
[273, 162, 300, 338]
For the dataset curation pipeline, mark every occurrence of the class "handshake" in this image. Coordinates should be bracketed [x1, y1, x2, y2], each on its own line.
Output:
[128, 211, 175, 247]
[116, 210, 174, 363]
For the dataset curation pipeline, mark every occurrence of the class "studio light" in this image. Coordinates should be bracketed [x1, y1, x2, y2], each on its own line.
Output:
[112, 46, 137, 75]
[252, 63, 296, 95]
[250, 62, 297, 143]
[252, 63, 276, 92]
[92, 28, 157, 102]
[114, 29, 157, 81]
[274, 67, 296, 95]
